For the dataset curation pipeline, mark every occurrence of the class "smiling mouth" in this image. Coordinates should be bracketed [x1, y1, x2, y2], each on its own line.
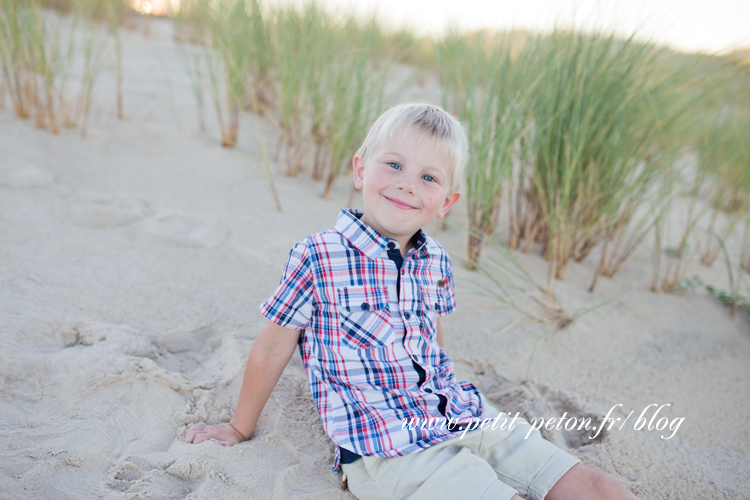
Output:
[384, 196, 416, 210]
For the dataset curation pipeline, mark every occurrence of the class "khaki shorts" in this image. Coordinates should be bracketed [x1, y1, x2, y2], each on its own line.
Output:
[341, 405, 580, 500]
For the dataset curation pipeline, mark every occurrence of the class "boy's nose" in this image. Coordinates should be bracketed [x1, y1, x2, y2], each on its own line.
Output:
[395, 174, 417, 193]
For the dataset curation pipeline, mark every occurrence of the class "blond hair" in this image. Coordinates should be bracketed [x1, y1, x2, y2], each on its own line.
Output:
[355, 103, 467, 192]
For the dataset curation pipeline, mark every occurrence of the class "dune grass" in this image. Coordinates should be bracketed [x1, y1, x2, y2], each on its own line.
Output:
[266, 4, 390, 195]
[713, 213, 750, 319]
[437, 31, 527, 270]
[696, 111, 750, 266]
[433, 24, 734, 301]
[0, 0, 44, 121]
[174, 0, 389, 193]
[102, 0, 124, 119]
[650, 156, 715, 293]
[505, 30, 696, 293]
[0, 0, 107, 136]
[43, 0, 133, 121]
[320, 17, 388, 198]
[459, 232, 574, 332]
[274, 3, 309, 175]
[647, 56, 748, 294]
[75, 11, 107, 138]
[173, 0, 272, 147]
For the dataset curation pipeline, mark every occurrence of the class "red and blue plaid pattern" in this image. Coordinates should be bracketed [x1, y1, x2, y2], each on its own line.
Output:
[260, 209, 483, 470]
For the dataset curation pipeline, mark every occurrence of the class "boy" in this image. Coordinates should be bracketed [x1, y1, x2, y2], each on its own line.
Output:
[186, 103, 637, 500]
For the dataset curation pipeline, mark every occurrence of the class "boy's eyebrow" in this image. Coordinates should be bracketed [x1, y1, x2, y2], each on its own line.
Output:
[420, 164, 450, 178]
[379, 152, 448, 174]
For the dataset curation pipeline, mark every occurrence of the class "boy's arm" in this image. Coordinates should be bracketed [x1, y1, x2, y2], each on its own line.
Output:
[185, 320, 300, 445]
[436, 318, 444, 349]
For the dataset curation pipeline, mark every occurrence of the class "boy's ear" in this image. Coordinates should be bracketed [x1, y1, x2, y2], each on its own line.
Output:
[436, 191, 461, 219]
[352, 155, 365, 190]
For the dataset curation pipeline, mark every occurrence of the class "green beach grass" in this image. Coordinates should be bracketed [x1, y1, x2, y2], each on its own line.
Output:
[0, 0, 111, 136]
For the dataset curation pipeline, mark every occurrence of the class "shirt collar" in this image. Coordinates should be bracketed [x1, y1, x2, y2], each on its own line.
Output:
[335, 208, 429, 261]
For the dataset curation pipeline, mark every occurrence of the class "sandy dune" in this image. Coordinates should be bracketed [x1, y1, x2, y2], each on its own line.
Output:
[1, 18, 749, 500]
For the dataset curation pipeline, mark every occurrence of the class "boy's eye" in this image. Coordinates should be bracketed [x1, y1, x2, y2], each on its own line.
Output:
[422, 175, 436, 183]
[387, 162, 401, 170]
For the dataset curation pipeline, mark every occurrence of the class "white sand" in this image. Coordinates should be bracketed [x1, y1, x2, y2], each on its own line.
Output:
[1, 19, 749, 500]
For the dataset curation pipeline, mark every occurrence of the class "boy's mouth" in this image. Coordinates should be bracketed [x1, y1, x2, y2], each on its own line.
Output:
[384, 196, 416, 210]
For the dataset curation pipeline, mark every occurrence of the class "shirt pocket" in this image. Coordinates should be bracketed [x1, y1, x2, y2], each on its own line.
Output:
[420, 286, 449, 322]
[336, 285, 395, 349]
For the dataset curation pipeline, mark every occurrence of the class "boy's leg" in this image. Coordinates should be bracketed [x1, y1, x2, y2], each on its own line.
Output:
[545, 463, 638, 500]
[476, 405, 636, 500]
[473, 406, 580, 500]
[341, 405, 635, 500]
[341, 442, 520, 500]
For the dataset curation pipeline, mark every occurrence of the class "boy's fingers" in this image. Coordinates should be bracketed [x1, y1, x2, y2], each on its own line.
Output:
[186, 423, 206, 433]
[184, 424, 241, 446]
[184, 425, 202, 442]
[192, 432, 214, 444]
[185, 424, 213, 443]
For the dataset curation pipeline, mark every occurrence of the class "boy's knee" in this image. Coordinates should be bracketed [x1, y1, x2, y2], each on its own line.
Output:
[586, 466, 636, 500]
[547, 464, 635, 500]
[591, 468, 617, 492]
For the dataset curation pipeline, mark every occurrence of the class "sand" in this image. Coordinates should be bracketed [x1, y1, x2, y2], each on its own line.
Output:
[1, 18, 749, 500]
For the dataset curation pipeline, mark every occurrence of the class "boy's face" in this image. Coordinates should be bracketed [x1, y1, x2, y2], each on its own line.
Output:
[353, 128, 461, 250]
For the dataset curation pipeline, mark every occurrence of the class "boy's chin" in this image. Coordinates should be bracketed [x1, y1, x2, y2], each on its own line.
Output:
[383, 225, 421, 240]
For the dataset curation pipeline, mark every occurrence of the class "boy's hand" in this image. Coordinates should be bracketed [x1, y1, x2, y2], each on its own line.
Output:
[183, 321, 299, 448]
[185, 423, 246, 446]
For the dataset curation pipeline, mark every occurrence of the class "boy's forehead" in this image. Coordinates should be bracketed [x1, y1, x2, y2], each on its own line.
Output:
[375, 126, 450, 157]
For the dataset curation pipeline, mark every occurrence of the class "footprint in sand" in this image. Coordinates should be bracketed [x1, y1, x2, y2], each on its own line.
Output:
[107, 454, 237, 498]
[140, 212, 225, 248]
[470, 363, 608, 449]
[63, 189, 149, 228]
[108, 461, 147, 492]
[0, 353, 48, 402]
[0, 165, 55, 189]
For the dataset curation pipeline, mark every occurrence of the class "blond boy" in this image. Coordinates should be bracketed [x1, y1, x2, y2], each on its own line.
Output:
[186, 103, 637, 500]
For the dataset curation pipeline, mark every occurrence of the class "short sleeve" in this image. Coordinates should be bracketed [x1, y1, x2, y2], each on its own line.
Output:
[422, 243, 456, 318]
[260, 241, 316, 330]
[440, 258, 456, 317]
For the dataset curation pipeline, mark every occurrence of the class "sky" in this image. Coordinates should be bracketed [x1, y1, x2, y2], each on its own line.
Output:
[315, 0, 750, 54]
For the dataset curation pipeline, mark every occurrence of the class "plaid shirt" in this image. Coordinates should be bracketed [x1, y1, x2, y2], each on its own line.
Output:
[260, 209, 482, 470]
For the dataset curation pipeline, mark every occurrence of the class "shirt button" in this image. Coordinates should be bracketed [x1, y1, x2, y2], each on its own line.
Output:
[361, 302, 369, 310]
[404, 312, 411, 320]
[387, 242, 396, 250]
[425, 388, 432, 393]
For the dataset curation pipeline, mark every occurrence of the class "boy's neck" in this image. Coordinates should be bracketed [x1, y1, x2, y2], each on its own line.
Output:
[384, 233, 414, 258]
[353, 209, 418, 257]
[398, 239, 413, 258]
[382, 230, 417, 258]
